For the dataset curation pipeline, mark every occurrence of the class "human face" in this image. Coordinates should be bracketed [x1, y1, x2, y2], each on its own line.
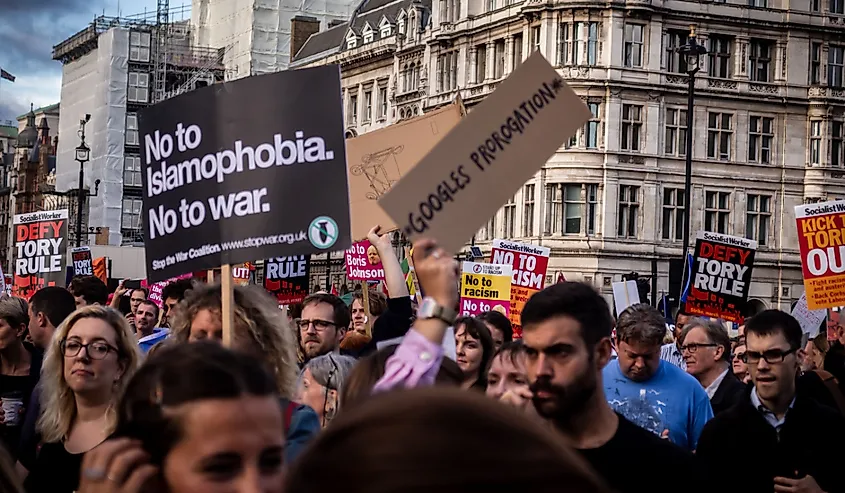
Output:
[484, 322, 504, 351]
[62, 318, 124, 396]
[130, 289, 147, 313]
[28, 305, 52, 350]
[367, 246, 380, 266]
[0, 318, 24, 350]
[162, 297, 179, 327]
[522, 315, 608, 424]
[681, 326, 722, 378]
[299, 302, 343, 359]
[732, 344, 748, 379]
[135, 303, 157, 334]
[74, 295, 88, 308]
[616, 339, 661, 382]
[801, 341, 825, 372]
[674, 313, 691, 340]
[746, 331, 801, 405]
[163, 396, 284, 493]
[296, 368, 333, 425]
[188, 309, 260, 358]
[455, 325, 483, 377]
[350, 299, 367, 334]
[486, 352, 530, 402]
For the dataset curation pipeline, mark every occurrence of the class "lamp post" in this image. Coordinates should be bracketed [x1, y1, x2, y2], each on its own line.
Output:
[676, 25, 707, 301]
[74, 116, 91, 248]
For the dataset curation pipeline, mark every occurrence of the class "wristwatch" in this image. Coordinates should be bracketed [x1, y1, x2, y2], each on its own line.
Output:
[418, 297, 458, 325]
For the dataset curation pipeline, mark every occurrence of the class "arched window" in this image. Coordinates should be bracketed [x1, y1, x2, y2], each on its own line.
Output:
[399, 108, 406, 119]
[412, 62, 420, 89]
[402, 64, 409, 92]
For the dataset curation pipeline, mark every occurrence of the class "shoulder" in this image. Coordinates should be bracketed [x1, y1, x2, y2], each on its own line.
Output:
[663, 361, 704, 389]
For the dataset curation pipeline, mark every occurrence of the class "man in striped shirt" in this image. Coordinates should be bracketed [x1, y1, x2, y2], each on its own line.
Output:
[661, 309, 691, 370]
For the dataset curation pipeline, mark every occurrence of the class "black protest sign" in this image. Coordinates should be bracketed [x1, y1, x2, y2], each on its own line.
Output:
[684, 231, 757, 323]
[13, 210, 69, 299]
[71, 246, 93, 276]
[138, 66, 350, 283]
[264, 256, 310, 305]
[377, 52, 591, 254]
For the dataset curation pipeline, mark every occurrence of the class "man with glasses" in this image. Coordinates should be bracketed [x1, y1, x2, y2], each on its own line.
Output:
[697, 310, 845, 493]
[298, 293, 351, 365]
[678, 318, 747, 415]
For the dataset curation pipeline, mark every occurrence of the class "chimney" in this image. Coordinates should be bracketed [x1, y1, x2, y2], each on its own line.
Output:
[291, 16, 320, 61]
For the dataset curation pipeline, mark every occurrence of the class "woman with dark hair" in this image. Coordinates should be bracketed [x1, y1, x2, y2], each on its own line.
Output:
[285, 387, 610, 493]
[77, 342, 284, 493]
[454, 316, 494, 391]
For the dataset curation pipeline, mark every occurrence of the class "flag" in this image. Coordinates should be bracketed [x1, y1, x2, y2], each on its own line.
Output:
[680, 253, 694, 303]
[0, 69, 15, 82]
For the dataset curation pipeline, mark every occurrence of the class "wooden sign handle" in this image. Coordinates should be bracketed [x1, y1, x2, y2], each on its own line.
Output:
[221, 264, 234, 348]
[362, 285, 372, 337]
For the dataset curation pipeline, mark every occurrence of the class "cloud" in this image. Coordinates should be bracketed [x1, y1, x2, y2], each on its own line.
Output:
[0, 0, 111, 76]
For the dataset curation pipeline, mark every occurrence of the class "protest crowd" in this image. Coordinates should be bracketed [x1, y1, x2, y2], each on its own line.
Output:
[0, 53, 844, 493]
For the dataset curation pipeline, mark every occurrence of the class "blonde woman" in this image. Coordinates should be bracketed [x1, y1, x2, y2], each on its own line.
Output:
[169, 283, 321, 463]
[22, 306, 140, 493]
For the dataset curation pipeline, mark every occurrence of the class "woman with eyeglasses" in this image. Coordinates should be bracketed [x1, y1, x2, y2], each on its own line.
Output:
[22, 306, 140, 493]
[296, 354, 356, 427]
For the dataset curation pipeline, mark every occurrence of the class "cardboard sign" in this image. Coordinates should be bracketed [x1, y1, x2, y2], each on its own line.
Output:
[791, 293, 826, 338]
[795, 200, 845, 309]
[460, 261, 512, 317]
[612, 280, 640, 317]
[347, 102, 463, 241]
[13, 210, 69, 299]
[377, 53, 591, 254]
[71, 246, 94, 276]
[138, 65, 350, 283]
[231, 263, 252, 286]
[345, 239, 385, 281]
[684, 231, 757, 323]
[264, 256, 310, 305]
[489, 239, 550, 338]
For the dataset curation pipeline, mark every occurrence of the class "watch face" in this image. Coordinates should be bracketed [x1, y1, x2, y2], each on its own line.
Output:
[419, 298, 437, 318]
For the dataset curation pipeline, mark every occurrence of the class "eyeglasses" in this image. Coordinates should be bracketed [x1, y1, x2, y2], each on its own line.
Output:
[732, 352, 746, 361]
[740, 347, 798, 365]
[296, 319, 337, 332]
[680, 343, 718, 354]
[61, 339, 118, 360]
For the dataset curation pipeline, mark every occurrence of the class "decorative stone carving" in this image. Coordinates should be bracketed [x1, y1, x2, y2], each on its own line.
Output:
[665, 74, 688, 85]
[749, 83, 778, 94]
[708, 78, 737, 90]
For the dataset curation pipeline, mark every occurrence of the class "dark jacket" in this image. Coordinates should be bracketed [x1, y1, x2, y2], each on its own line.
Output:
[824, 341, 845, 396]
[697, 388, 845, 493]
[710, 371, 747, 415]
[280, 399, 321, 465]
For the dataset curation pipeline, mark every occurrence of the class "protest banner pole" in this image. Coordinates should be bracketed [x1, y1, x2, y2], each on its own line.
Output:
[208, 269, 215, 283]
[221, 264, 234, 348]
[362, 285, 372, 337]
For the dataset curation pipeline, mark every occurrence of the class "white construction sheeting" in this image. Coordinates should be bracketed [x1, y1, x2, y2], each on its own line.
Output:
[192, 0, 356, 77]
[56, 28, 129, 246]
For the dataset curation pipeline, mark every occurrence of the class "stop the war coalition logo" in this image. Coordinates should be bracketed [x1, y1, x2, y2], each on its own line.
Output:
[138, 65, 350, 282]
[13, 210, 69, 299]
[684, 231, 756, 323]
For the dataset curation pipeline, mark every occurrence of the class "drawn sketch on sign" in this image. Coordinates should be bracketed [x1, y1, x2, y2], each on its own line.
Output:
[351, 146, 405, 200]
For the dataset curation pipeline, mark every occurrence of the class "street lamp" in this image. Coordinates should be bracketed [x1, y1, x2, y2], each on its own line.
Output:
[74, 115, 99, 247]
[676, 25, 707, 302]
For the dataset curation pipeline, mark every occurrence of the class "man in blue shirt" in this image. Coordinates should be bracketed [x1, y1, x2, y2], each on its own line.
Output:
[604, 303, 713, 450]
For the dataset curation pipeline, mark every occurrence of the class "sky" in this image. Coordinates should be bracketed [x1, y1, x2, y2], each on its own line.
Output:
[0, 0, 188, 124]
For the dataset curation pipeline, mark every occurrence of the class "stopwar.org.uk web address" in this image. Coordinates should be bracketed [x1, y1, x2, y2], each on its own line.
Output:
[151, 231, 307, 271]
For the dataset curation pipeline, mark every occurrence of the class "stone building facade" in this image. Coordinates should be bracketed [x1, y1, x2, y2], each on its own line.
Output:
[293, 0, 845, 312]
